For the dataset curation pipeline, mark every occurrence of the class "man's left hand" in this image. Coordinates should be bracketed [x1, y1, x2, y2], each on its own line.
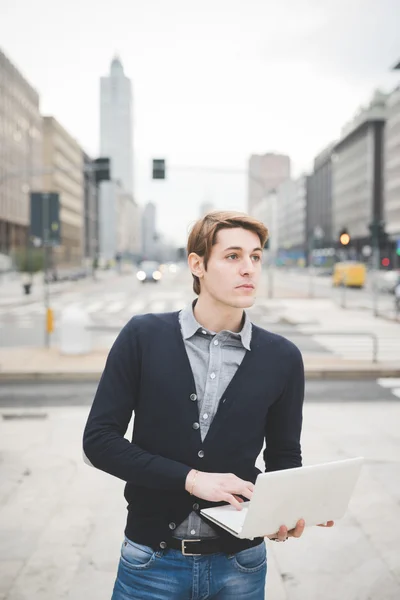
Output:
[266, 519, 334, 542]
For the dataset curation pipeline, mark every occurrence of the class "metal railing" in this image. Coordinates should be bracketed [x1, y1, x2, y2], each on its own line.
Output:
[301, 330, 379, 363]
[86, 323, 381, 363]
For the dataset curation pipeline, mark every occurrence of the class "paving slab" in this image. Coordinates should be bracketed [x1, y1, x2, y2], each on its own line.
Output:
[0, 399, 399, 599]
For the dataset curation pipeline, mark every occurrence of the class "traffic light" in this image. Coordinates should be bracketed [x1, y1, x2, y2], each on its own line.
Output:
[396, 239, 400, 257]
[152, 159, 166, 180]
[339, 229, 350, 246]
[93, 157, 111, 184]
[381, 257, 390, 268]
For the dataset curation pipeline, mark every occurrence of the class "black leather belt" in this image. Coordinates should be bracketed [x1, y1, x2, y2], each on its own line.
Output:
[169, 537, 261, 556]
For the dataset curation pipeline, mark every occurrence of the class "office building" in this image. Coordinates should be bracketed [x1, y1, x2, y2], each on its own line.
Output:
[384, 85, 400, 245]
[100, 56, 134, 194]
[83, 153, 99, 263]
[42, 116, 84, 268]
[332, 90, 387, 255]
[0, 47, 42, 254]
[276, 177, 308, 265]
[247, 153, 291, 214]
[307, 142, 335, 249]
[141, 201, 157, 260]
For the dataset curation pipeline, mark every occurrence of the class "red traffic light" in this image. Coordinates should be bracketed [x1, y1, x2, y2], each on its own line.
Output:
[381, 257, 390, 267]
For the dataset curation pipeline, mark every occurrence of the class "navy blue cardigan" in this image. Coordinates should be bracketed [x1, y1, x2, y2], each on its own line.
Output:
[83, 311, 304, 551]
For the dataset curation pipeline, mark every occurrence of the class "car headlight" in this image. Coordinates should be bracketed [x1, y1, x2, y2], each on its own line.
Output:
[137, 271, 146, 281]
[152, 271, 162, 280]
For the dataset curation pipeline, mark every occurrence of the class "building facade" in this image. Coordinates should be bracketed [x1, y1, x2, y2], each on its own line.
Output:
[252, 190, 278, 256]
[42, 116, 84, 268]
[0, 47, 42, 254]
[141, 201, 157, 260]
[98, 180, 119, 263]
[83, 153, 99, 263]
[248, 153, 291, 214]
[332, 91, 387, 257]
[307, 143, 335, 248]
[100, 57, 134, 194]
[117, 192, 141, 260]
[384, 85, 400, 253]
[276, 177, 308, 265]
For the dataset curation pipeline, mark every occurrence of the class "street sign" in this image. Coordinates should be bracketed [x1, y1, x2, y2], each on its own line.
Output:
[30, 192, 61, 246]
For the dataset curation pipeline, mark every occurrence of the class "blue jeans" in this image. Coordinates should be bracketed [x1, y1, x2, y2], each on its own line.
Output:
[111, 536, 267, 599]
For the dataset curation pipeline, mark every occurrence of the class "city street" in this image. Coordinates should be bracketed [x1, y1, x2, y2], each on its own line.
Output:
[1, 265, 399, 364]
[1, 4, 400, 599]
[0, 379, 399, 600]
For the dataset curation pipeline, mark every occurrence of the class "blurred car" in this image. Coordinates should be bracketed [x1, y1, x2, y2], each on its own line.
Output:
[332, 262, 366, 288]
[136, 261, 162, 283]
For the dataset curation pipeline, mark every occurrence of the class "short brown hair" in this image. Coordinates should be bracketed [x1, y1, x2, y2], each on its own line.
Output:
[187, 210, 268, 295]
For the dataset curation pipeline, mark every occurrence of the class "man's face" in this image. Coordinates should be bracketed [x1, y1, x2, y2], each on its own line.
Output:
[199, 227, 263, 308]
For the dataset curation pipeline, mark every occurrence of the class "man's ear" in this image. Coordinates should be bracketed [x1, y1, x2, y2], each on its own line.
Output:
[188, 253, 204, 279]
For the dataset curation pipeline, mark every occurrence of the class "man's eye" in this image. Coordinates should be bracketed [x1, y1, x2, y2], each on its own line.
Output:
[252, 255, 261, 262]
[227, 254, 238, 260]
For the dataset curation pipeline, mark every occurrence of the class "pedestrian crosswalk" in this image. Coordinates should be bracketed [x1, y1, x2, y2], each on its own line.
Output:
[0, 293, 192, 329]
[377, 378, 400, 399]
[0, 294, 272, 330]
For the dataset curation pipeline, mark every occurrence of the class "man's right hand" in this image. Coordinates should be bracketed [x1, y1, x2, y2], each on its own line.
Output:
[185, 470, 254, 510]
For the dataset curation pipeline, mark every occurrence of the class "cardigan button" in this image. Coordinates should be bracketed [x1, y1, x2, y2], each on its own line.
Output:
[169, 522, 176, 530]
[198, 450, 205, 458]
[160, 541, 167, 549]
[192, 422, 200, 430]
[193, 503, 200, 511]
[190, 393, 197, 401]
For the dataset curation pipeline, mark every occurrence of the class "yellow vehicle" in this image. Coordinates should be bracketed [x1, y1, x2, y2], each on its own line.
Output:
[332, 262, 366, 288]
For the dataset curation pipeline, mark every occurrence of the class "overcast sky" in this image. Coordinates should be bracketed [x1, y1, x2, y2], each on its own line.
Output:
[0, 0, 399, 244]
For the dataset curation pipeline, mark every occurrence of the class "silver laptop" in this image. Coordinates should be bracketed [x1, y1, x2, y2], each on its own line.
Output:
[200, 457, 364, 540]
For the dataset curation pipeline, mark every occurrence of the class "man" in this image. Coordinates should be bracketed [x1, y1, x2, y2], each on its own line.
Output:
[83, 211, 333, 599]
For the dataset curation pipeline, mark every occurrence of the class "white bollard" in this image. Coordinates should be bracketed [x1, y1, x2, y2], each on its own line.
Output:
[59, 305, 92, 355]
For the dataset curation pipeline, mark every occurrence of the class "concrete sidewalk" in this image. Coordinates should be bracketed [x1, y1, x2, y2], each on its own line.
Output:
[1, 400, 399, 599]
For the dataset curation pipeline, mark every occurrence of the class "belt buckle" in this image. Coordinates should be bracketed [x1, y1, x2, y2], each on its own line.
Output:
[181, 539, 201, 556]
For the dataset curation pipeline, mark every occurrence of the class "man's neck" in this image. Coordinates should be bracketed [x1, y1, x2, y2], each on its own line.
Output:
[193, 295, 244, 333]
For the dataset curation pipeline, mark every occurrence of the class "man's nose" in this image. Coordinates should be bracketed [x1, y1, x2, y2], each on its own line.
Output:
[239, 257, 255, 275]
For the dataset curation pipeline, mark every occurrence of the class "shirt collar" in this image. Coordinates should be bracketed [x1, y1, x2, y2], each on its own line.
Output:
[179, 301, 252, 351]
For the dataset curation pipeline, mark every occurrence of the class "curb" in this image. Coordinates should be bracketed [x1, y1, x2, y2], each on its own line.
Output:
[304, 368, 400, 380]
[0, 371, 102, 382]
[1, 367, 400, 382]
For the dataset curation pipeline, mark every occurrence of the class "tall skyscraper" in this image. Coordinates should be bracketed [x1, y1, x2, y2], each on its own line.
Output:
[247, 153, 291, 214]
[100, 56, 133, 193]
[142, 202, 157, 260]
[99, 56, 135, 261]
